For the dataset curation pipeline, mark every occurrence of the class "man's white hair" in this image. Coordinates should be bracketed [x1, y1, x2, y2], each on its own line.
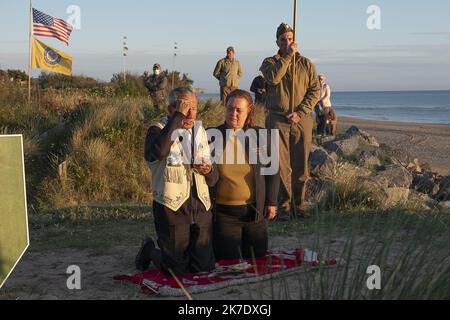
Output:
[168, 87, 196, 105]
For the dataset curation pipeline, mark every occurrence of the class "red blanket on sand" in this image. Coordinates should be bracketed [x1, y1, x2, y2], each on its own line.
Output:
[114, 248, 337, 297]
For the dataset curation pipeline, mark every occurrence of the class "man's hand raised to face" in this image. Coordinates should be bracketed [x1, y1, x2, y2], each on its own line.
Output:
[286, 42, 299, 55]
[176, 99, 192, 117]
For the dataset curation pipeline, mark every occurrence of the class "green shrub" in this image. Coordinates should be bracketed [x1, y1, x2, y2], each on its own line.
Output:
[320, 178, 381, 211]
[111, 72, 148, 97]
[38, 73, 100, 90]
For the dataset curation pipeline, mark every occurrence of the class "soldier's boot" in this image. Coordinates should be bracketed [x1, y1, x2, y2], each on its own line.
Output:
[278, 200, 293, 222]
[293, 181, 311, 219]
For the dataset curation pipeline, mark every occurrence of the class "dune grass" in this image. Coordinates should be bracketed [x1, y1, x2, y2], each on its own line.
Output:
[266, 209, 450, 300]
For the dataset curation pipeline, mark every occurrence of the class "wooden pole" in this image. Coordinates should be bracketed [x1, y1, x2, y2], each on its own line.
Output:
[290, 0, 298, 114]
[123, 36, 127, 83]
[172, 42, 177, 89]
[122, 54, 125, 83]
[28, 0, 33, 104]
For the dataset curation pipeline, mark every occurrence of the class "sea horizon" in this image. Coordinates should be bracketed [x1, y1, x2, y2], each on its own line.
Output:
[199, 90, 450, 125]
[200, 89, 450, 95]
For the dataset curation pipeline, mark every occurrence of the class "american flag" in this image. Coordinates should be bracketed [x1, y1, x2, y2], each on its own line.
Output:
[33, 8, 73, 46]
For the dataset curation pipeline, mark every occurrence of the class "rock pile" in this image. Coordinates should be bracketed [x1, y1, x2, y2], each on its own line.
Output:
[308, 126, 449, 211]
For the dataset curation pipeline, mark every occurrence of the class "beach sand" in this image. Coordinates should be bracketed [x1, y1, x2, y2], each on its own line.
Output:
[339, 117, 450, 176]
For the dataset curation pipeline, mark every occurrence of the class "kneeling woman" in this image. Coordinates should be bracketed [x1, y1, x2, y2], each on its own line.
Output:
[211, 89, 280, 260]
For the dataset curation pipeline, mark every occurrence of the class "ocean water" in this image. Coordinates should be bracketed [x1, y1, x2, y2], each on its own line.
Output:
[199, 91, 450, 125]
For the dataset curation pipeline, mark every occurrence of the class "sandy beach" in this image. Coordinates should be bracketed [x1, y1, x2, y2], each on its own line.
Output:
[339, 117, 450, 176]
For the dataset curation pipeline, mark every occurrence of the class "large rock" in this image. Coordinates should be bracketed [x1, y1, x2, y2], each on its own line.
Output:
[344, 126, 380, 147]
[323, 137, 360, 156]
[353, 176, 410, 209]
[412, 172, 440, 196]
[355, 176, 389, 191]
[439, 201, 450, 210]
[409, 191, 440, 211]
[309, 146, 336, 179]
[378, 164, 413, 188]
[336, 162, 372, 180]
[37, 122, 68, 144]
[307, 178, 334, 204]
[379, 144, 414, 167]
[407, 159, 423, 173]
[353, 176, 388, 207]
[357, 146, 382, 168]
[437, 176, 450, 201]
[322, 126, 380, 157]
[385, 187, 410, 208]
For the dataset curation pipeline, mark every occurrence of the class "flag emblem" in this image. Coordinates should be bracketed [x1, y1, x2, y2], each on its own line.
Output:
[44, 48, 62, 65]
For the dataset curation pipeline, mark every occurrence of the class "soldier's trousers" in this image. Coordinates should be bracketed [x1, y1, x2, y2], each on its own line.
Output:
[266, 113, 313, 212]
[220, 86, 238, 102]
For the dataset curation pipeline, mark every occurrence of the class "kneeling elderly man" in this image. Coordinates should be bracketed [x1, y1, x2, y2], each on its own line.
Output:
[137, 87, 218, 276]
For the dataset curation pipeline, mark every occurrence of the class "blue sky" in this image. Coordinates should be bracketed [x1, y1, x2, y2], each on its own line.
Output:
[1, 0, 450, 92]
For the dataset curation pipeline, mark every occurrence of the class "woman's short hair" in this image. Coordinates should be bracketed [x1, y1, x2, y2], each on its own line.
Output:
[225, 89, 255, 127]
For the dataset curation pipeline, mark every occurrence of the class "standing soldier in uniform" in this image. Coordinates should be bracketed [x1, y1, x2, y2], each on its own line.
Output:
[213, 47, 243, 103]
[260, 23, 321, 220]
[144, 63, 168, 110]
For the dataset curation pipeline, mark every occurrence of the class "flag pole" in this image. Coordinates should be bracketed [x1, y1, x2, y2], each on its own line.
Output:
[172, 42, 177, 89]
[122, 54, 125, 83]
[291, 0, 298, 114]
[172, 49, 175, 89]
[28, 0, 33, 104]
[122, 36, 127, 83]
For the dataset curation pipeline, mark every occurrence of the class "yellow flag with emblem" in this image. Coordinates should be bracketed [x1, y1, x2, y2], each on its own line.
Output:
[32, 37, 72, 76]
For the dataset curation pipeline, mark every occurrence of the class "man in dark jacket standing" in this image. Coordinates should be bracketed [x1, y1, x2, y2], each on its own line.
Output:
[260, 23, 321, 220]
[144, 63, 168, 109]
[250, 73, 267, 105]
